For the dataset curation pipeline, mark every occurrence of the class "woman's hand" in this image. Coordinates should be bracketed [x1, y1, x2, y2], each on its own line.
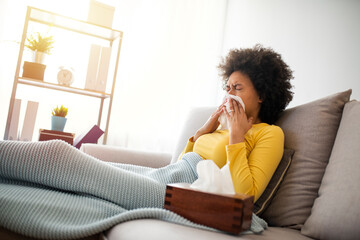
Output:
[193, 100, 227, 142]
[224, 99, 253, 144]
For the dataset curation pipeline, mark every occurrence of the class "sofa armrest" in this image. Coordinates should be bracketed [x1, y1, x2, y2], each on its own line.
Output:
[80, 144, 172, 168]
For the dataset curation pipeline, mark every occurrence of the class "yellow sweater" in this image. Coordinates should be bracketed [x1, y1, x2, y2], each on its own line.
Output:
[178, 123, 284, 202]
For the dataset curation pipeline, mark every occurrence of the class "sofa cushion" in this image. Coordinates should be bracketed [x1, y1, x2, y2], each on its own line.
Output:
[301, 100, 360, 239]
[106, 219, 312, 240]
[254, 148, 294, 215]
[0, 227, 102, 240]
[261, 89, 352, 229]
[171, 107, 216, 163]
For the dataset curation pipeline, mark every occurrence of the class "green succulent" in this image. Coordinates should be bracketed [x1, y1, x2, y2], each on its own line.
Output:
[25, 32, 54, 54]
[52, 105, 68, 117]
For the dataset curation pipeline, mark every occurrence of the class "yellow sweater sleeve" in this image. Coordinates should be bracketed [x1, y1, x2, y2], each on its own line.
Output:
[226, 126, 284, 202]
[177, 137, 195, 161]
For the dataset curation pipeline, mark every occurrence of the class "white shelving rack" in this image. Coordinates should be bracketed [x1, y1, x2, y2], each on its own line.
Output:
[4, 6, 124, 143]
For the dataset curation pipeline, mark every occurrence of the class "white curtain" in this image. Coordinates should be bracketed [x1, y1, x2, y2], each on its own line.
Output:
[0, 0, 228, 154]
[107, 0, 228, 153]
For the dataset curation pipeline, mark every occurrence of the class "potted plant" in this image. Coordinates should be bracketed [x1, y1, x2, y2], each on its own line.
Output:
[22, 32, 54, 81]
[51, 105, 68, 132]
[25, 32, 54, 64]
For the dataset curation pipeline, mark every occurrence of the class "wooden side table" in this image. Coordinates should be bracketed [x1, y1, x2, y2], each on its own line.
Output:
[39, 129, 75, 145]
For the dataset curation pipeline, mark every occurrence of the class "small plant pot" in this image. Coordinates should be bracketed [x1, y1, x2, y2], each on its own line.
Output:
[51, 116, 67, 132]
[22, 61, 46, 80]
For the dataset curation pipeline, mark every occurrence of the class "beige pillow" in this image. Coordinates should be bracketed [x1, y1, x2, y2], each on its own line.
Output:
[301, 100, 360, 239]
[254, 148, 294, 216]
[261, 89, 352, 229]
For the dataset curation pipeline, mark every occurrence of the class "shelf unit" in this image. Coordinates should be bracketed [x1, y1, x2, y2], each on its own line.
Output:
[4, 6, 123, 143]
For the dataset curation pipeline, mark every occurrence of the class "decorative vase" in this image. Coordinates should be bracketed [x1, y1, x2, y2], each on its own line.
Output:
[51, 116, 67, 132]
[33, 50, 47, 64]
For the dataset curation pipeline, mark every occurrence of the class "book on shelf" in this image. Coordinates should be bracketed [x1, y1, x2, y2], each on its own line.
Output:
[73, 125, 104, 149]
[85, 44, 111, 92]
[20, 101, 39, 141]
[8, 99, 22, 140]
[96, 46, 111, 92]
[85, 44, 101, 91]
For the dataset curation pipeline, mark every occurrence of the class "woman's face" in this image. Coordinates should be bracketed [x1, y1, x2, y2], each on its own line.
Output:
[225, 71, 262, 122]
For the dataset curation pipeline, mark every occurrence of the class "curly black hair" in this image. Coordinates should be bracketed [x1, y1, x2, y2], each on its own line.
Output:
[218, 44, 294, 124]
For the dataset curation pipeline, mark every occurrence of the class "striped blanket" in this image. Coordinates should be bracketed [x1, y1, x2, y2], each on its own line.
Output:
[0, 140, 267, 239]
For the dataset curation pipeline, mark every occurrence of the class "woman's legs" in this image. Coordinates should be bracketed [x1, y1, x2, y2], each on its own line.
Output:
[106, 153, 199, 184]
[0, 140, 201, 209]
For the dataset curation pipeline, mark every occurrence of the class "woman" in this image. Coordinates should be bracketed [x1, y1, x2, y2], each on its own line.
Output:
[0, 45, 293, 238]
[179, 44, 293, 201]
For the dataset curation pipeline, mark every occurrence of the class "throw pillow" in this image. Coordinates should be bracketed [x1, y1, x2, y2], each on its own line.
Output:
[301, 100, 360, 239]
[261, 89, 352, 229]
[254, 148, 294, 216]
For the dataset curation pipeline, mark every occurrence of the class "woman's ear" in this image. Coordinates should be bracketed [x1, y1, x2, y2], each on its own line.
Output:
[258, 96, 263, 103]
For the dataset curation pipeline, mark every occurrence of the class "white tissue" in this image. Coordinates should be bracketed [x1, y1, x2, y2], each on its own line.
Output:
[218, 93, 245, 130]
[190, 160, 235, 194]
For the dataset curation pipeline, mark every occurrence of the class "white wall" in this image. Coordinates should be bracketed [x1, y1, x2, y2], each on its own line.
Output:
[222, 0, 360, 107]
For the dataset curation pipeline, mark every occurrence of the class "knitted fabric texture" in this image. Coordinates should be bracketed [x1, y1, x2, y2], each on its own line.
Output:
[0, 140, 267, 239]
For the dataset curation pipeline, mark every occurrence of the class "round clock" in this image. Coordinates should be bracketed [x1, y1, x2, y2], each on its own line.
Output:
[57, 66, 74, 86]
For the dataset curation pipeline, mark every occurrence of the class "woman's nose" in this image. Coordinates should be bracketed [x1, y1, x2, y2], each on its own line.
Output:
[228, 88, 235, 95]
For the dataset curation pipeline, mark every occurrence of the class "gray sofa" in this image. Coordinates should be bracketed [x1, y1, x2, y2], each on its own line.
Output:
[1, 89, 359, 240]
[79, 89, 360, 240]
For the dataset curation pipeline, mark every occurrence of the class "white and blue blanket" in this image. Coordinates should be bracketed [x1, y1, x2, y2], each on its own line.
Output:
[0, 140, 267, 239]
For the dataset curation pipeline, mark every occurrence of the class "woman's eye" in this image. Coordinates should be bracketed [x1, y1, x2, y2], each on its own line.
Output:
[225, 86, 230, 92]
[234, 85, 242, 90]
